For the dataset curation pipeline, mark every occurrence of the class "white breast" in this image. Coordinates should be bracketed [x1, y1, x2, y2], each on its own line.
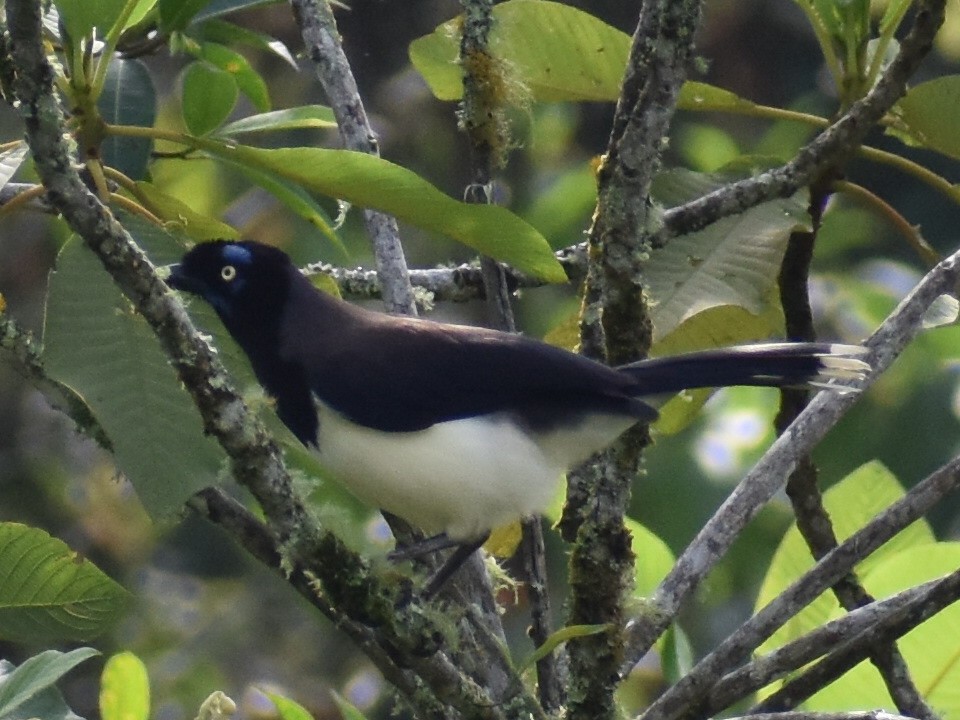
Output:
[313, 401, 635, 540]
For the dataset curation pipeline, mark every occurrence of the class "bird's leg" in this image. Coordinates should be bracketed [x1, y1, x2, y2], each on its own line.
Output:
[388, 532, 462, 561]
[421, 534, 489, 600]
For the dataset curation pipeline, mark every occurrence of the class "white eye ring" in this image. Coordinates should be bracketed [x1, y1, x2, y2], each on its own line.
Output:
[221, 265, 237, 282]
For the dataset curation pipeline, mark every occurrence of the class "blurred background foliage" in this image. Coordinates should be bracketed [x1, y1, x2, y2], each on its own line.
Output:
[3, 0, 960, 717]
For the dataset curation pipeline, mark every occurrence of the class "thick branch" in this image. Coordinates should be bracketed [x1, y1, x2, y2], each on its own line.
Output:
[565, 3, 704, 720]
[5, 4, 542, 718]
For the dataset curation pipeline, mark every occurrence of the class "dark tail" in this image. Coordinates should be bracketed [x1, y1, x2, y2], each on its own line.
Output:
[619, 343, 869, 396]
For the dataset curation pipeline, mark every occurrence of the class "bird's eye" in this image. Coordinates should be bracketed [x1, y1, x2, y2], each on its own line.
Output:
[221, 265, 237, 282]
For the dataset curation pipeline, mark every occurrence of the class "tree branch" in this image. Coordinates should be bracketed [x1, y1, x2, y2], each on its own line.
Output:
[706, 568, 960, 714]
[4, 3, 543, 717]
[636, 452, 960, 720]
[565, 3, 704, 720]
[652, 0, 946, 247]
[290, 0, 417, 316]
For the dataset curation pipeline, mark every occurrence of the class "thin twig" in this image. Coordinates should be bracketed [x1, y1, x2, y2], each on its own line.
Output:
[707, 569, 960, 714]
[290, 0, 417, 316]
[622, 0, 948, 677]
[636, 454, 960, 720]
[751, 565, 960, 712]
[654, 0, 946, 248]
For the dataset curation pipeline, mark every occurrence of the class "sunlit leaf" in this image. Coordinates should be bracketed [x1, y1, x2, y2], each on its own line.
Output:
[755, 461, 935, 661]
[409, 0, 630, 102]
[264, 691, 314, 720]
[100, 653, 149, 720]
[134, 181, 239, 240]
[625, 518, 675, 597]
[803, 543, 960, 713]
[676, 81, 757, 113]
[219, 106, 337, 136]
[646, 168, 808, 342]
[890, 76, 960, 160]
[0, 524, 129, 643]
[204, 143, 565, 281]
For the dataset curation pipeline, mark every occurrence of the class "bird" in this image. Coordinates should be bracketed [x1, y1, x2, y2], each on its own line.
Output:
[167, 239, 869, 597]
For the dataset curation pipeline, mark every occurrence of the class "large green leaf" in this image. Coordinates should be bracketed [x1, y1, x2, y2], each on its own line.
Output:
[890, 76, 960, 160]
[409, 0, 630, 102]
[99, 59, 157, 180]
[646, 168, 809, 341]
[0, 524, 129, 643]
[803, 543, 960, 713]
[181, 62, 239, 137]
[205, 143, 565, 281]
[755, 461, 936, 659]
[43, 236, 227, 517]
[0, 649, 99, 719]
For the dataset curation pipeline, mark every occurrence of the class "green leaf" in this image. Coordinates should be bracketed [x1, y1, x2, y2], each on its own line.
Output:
[134, 181, 239, 241]
[518, 624, 613, 671]
[124, 0, 160, 31]
[0, 662, 79, 720]
[194, 0, 280, 24]
[879, 0, 912, 35]
[217, 157, 344, 254]
[676, 81, 758, 113]
[0, 523, 129, 643]
[219, 106, 338, 136]
[0, 144, 29, 188]
[181, 62, 239, 136]
[205, 143, 565, 281]
[158, 0, 211, 31]
[523, 164, 597, 249]
[0, 649, 99, 719]
[803, 543, 960, 712]
[890, 76, 960, 160]
[264, 691, 314, 720]
[195, 41, 270, 113]
[100, 653, 149, 720]
[43, 235, 228, 517]
[99, 59, 157, 180]
[330, 692, 369, 720]
[55, 0, 127, 39]
[625, 518, 675, 597]
[409, 0, 630, 102]
[192, 18, 299, 69]
[646, 168, 808, 342]
[755, 461, 935, 659]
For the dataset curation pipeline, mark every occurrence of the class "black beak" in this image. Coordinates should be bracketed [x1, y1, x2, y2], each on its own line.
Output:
[166, 264, 201, 294]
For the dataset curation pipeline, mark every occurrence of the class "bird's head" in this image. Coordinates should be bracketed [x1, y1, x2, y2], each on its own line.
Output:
[168, 240, 294, 325]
